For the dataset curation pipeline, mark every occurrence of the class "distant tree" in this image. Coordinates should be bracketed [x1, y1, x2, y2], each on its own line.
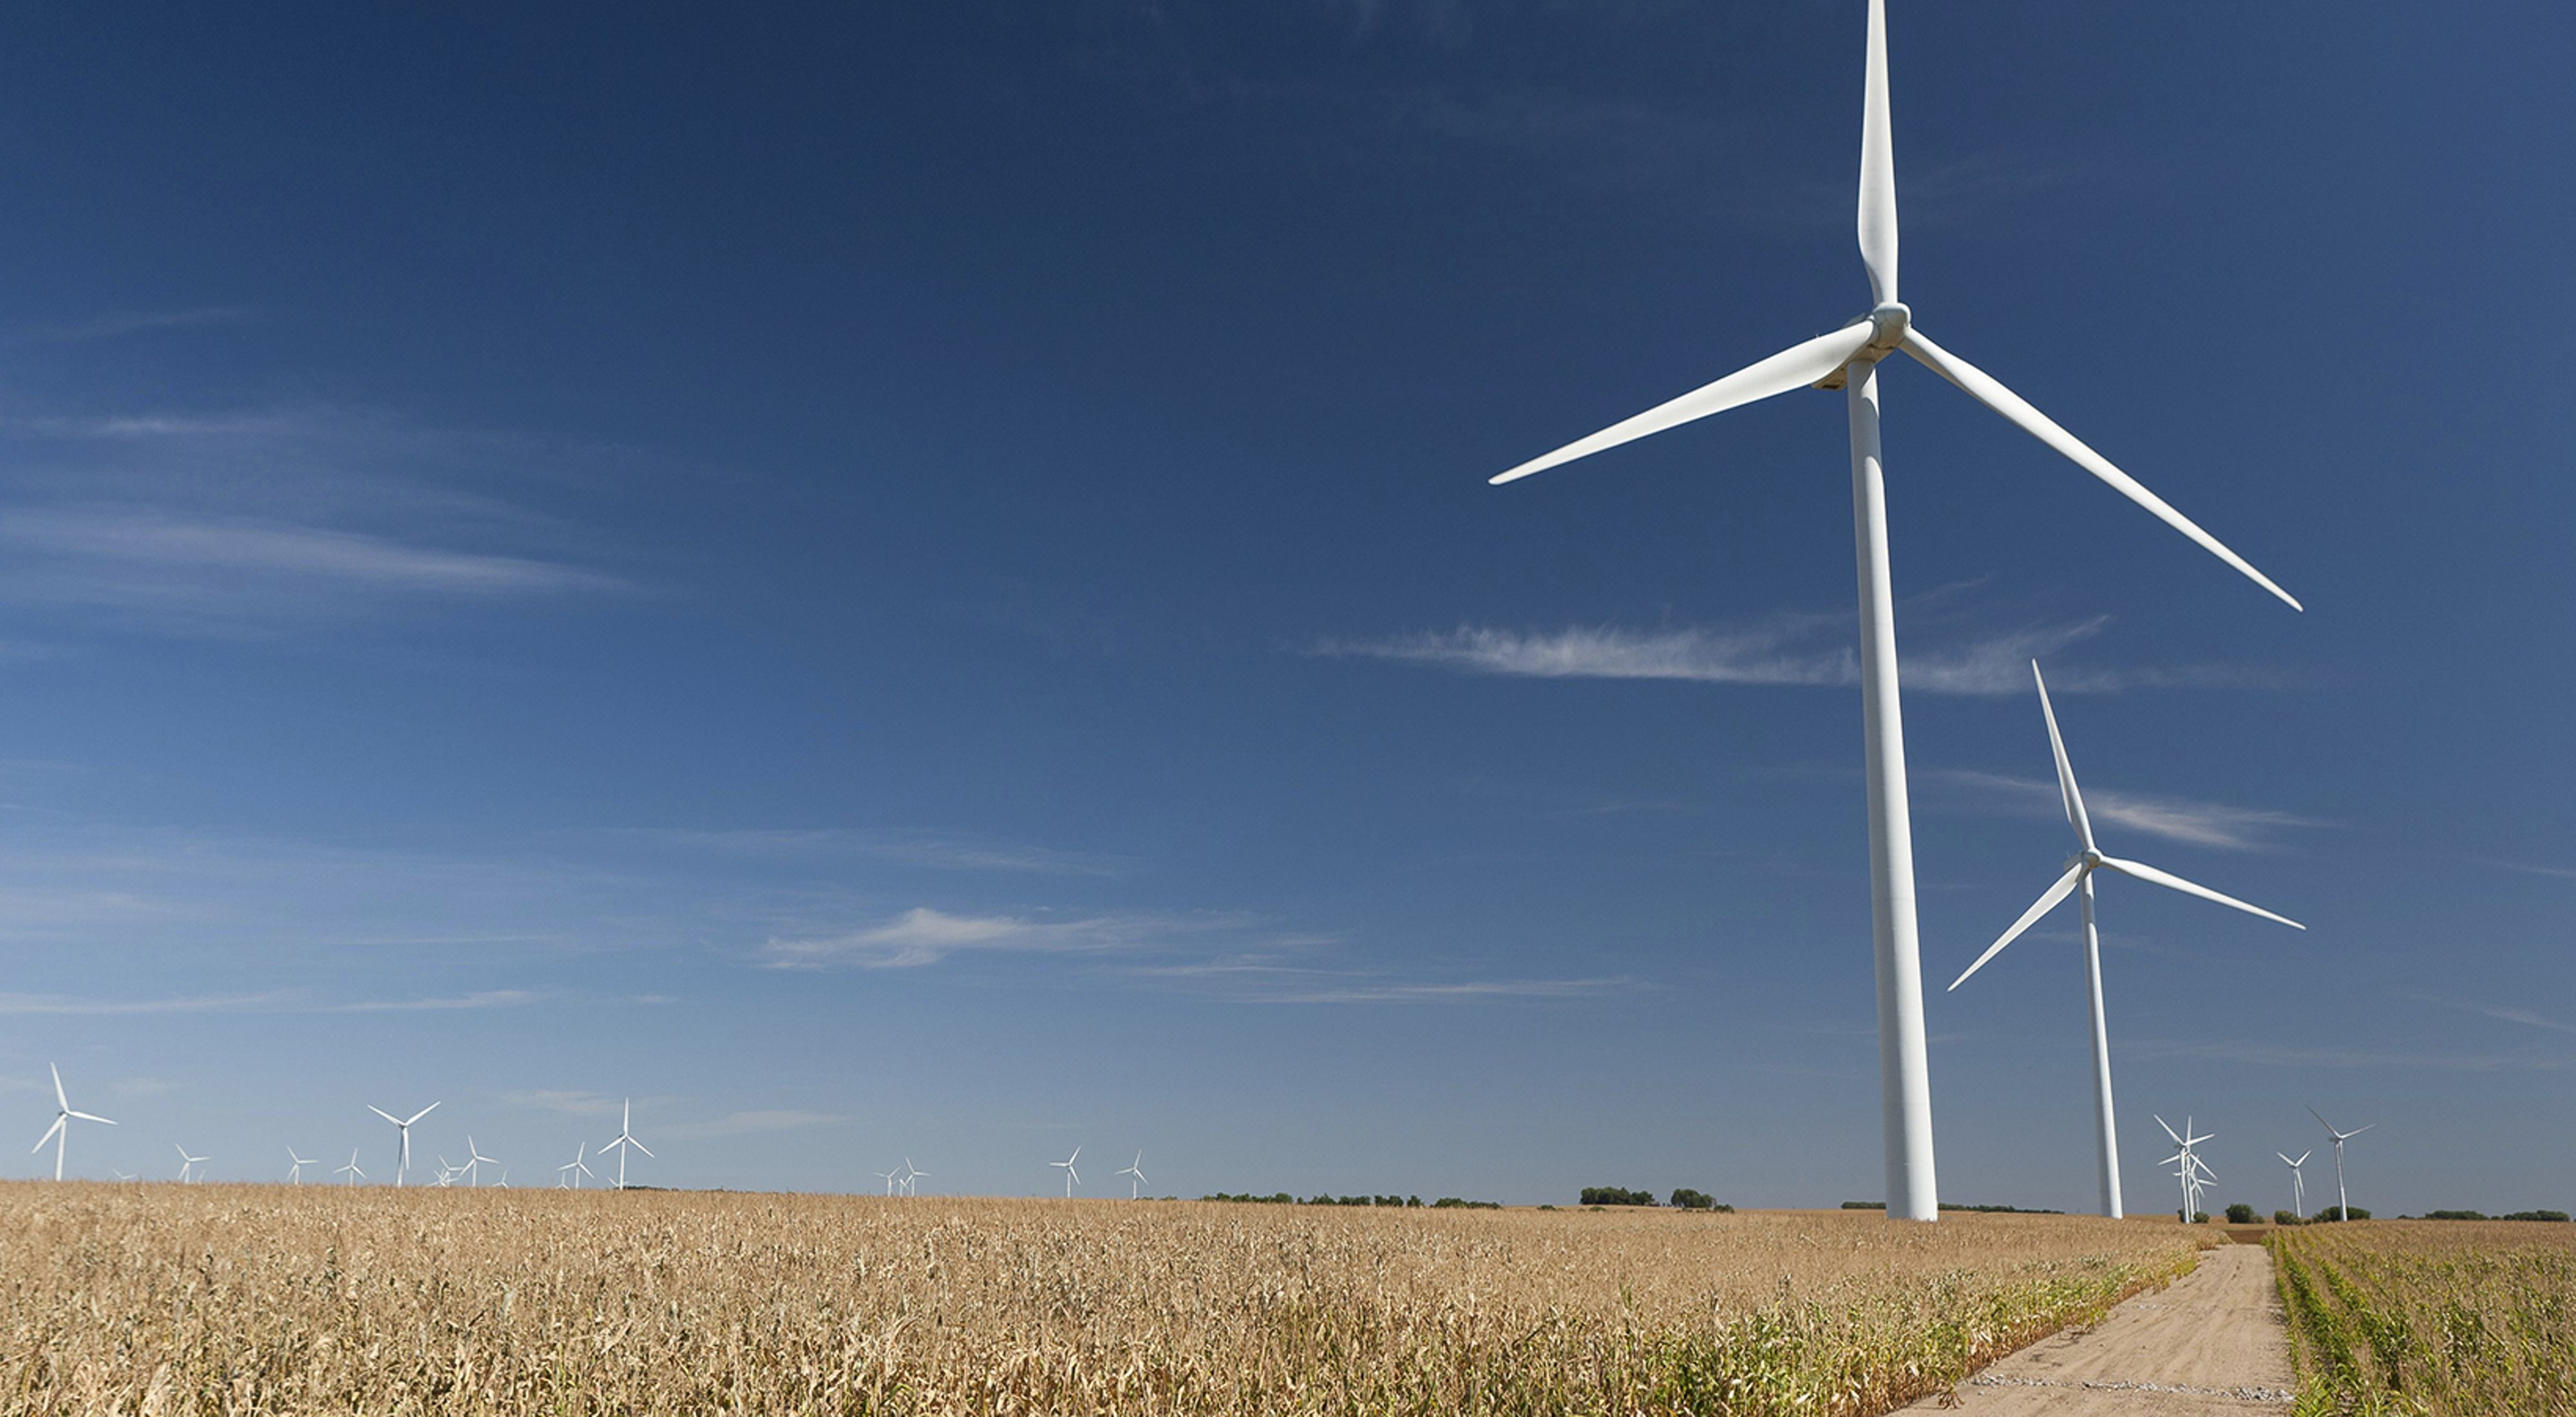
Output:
[1430, 1197, 1499, 1210]
[1405, 1195, 1423, 1208]
[2424, 1210, 2488, 1221]
[2312, 1206, 2371, 1222]
[2225, 1203, 2257, 1224]
[1579, 1187, 1658, 1207]
[2273, 1210, 2302, 1227]
[2188, 1210, 2210, 1224]
[1670, 1188, 1717, 1211]
[1841, 1201, 1887, 1210]
[2503, 1210, 2571, 1222]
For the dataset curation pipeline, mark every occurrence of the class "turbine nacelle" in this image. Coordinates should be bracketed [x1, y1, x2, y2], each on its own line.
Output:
[1812, 303, 1912, 390]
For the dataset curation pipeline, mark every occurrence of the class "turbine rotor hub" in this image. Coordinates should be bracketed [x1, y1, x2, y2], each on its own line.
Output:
[1815, 303, 1911, 390]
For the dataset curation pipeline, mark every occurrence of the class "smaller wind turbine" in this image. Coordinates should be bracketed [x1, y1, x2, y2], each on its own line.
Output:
[367, 1101, 440, 1186]
[32, 1064, 115, 1181]
[111, 1168, 136, 1182]
[2155, 1115, 2214, 1221]
[2278, 1150, 2312, 1219]
[600, 1099, 651, 1189]
[875, 1166, 899, 1197]
[175, 1144, 209, 1183]
[494, 1169, 508, 1188]
[464, 1136, 498, 1188]
[433, 1158, 459, 1188]
[1118, 1152, 1148, 1199]
[900, 1158, 925, 1197]
[558, 1141, 594, 1190]
[336, 1147, 365, 1186]
[287, 1147, 319, 1184]
[1052, 1146, 1081, 1198]
[2309, 1107, 2375, 1221]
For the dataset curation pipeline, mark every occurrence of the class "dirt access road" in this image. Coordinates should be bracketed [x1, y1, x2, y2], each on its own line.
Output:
[1902, 1242, 2296, 1413]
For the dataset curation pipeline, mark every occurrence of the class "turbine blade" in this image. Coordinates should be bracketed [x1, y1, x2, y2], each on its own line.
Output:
[1490, 323, 1877, 486]
[1857, 0, 1897, 304]
[50, 1063, 67, 1111]
[1899, 327, 2302, 611]
[2031, 662, 2094, 852]
[69, 1112, 113, 1125]
[2346, 1123, 2376, 1137]
[1948, 860, 2087, 990]
[406, 1102, 440, 1125]
[33, 1116, 62, 1152]
[630, 1140, 654, 1158]
[2094, 855, 2304, 929]
[368, 1106, 399, 1125]
[2156, 1115, 2183, 1145]
[2307, 1105, 2335, 1133]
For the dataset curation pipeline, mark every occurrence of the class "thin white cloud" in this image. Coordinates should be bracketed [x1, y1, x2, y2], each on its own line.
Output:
[1926, 769, 2324, 851]
[761, 906, 1235, 969]
[332, 990, 538, 1013]
[7, 307, 255, 343]
[2412, 993, 2576, 1037]
[1124, 958, 1645, 1005]
[2481, 859, 2576, 882]
[504, 1090, 625, 1118]
[0, 991, 285, 1016]
[1313, 616, 2266, 698]
[611, 827, 1137, 878]
[2126, 1038, 2573, 1073]
[661, 1109, 844, 1141]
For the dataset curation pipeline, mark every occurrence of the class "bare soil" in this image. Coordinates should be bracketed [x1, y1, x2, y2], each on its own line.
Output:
[1901, 1242, 2295, 1413]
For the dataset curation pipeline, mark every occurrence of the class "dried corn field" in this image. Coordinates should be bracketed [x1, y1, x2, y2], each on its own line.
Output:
[2271, 1221, 2576, 1415]
[0, 1184, 2202, 1416]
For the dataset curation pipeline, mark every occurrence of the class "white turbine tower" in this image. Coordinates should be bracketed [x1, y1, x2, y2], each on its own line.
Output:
[32, 1064, 115, 1181]
[1051, 1146, 1081, 1199]
[367, 1101, 439, 1186]
[558, 1141, 594, 1190]
[336, 1148, 365, 1186]
[464, 1136, 499, 1188]
[600, 1099, 650, 1190]
[1480, 0, 2299, 1220]
[2278, 1150, 2312, 1219]
[1948, 662, 2304, 1218]
[2309, 1107, 2375, 1221]
[175, 1144, 209, 1184]
[1119, 1152, 1148, 1200]
[287, 1148, 319, 1185]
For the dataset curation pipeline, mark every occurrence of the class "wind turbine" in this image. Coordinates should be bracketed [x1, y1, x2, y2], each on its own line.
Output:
[32, 1064, 115, 1181]
[287, 1148, 319, 1185]
[336, 1148, 365, 1186]
[1119, 1152, 1148, 1200]
[111, 1168, 135, 1182]
[900, 1159, 925, 1197]
[464, 1136, 498, 1188]
[2155, 1116, 2214, 1221]
[1948, 663, 2304, 1218]
[175, 1144, 208, 1184]
[1479, 0, 2299, 1221]
[2278, 1150, 2312, 1219]
[875, 1166, 899, 1197]
[1051, 1146, 1080, 1199]
[600, 1099, 650, 1190]
[2309, 1107, 2375, 1221]
[558, 1142, 594, 1190]
[367, 1101, 439, 1186]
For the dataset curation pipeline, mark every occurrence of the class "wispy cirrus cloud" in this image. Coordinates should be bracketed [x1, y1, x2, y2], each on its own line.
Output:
[1312, 614, 2270, 698]
[761, 906, 1253, 970]
[1925, 768, 2324, 852]
[6, 306, 256, 344]
[2412, 993, 2576, 1037]
[0, 988, 538, 1016]
[611, 827, 1137, 878]
[1126, 958, 1645, 1005]
[2480, 859, 2576, 882]
[2125, 1038, 2573, 1073]
[661, 1109, 844, 1141]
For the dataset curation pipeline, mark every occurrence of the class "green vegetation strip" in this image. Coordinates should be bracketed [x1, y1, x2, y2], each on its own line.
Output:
[2270, 1222, 2576, 1416]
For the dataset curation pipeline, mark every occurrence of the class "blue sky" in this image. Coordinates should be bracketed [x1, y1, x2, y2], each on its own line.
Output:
[1, 1, 2569, 1214]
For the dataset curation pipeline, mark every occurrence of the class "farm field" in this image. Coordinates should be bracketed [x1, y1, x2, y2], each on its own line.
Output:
[0, 1184, 2202, 1416]
[2271, 1220, 2576, 1416]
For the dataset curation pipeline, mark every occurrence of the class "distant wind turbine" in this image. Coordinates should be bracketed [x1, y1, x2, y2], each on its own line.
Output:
[2278, 1150, 2312, 1219]
[900, 1159, 925, 1197]
[2309, 1108, 2376, 1221]
[32, 1064, 115, 1181]
[111, 1168, 136, 1182]
[1051, 1146, 1080, 1199]
[336, 1148, 365, 1186]
[1118, 1152, 1148, 1200]
[464, 1136, 498, 1188]
[175, 1144, 209, 1184]
[1949, 663, 2304, 1219]
[287, 1147, 319, 1184]
[557, 1142, 594, 1190]
[367, 1101, 440, 1186]
[2155, 1116, 2215, 1221]
[875, 1166, 899, 1197]
[1480, 0, 2302, 1221]
[600, 1099, 651, 1190]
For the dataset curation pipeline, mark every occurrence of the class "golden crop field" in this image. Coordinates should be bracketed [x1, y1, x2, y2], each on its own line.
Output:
[2271, 1220, 2576, 1416]
[0, 1184, 2202, 1416]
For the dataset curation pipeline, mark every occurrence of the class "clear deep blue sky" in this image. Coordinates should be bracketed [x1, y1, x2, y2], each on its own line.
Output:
[0, 1, 2567, 1213]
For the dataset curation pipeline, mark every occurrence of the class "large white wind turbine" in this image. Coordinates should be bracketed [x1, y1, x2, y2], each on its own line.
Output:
[2309, 1107, 2374, 1221]
[557, 1141, 594, 1190]
[287, 1148, 319, 1185]
[1051, 1146, 1080, 1199]
[175, 1144, 209, 1184]
[1948, 663, 2304, 1217]
[32, 1064, 115, 1181]
[2278, 1150, 2311, 1219]
[336, 1148, 365, 1186]
[368, 1101, 439, 1186]
[464, 1136, 498, 1188]
[1481, 1, 2299, 1220]
[600, 1099, 650, 1190]
[1119, 1152, 1148, 1200]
